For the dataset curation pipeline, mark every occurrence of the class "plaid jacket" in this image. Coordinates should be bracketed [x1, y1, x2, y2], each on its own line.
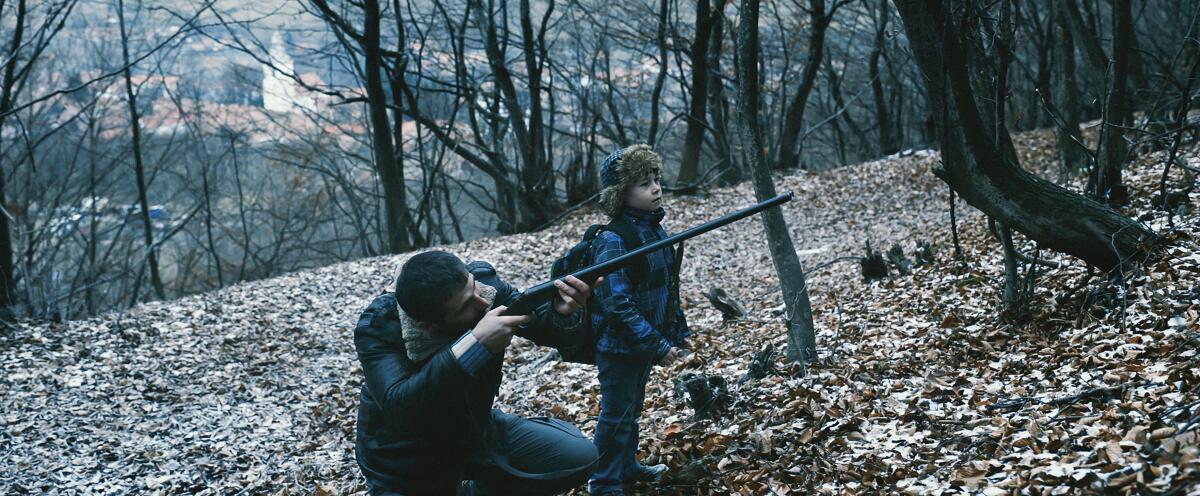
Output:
[590, 207, 690, 357]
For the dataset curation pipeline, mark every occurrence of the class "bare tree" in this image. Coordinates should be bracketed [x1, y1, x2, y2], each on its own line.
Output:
[736, 0, 816, 364]
[894, 0, 1158, 275]
[773, 0, 848, 170]
[309, 0, 416, 253]
[869, 0, 900, 156]
[0, 0, 79, 316]
[117, 0, 167, 301]
[646, 0, 669, 147]
[676, 0, 719, 186]
[1090, 0, 1133, 205]
[1049, 0, 1088, 177]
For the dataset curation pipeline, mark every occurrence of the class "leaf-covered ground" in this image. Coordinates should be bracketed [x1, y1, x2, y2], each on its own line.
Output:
[3, 128, 1198, 495]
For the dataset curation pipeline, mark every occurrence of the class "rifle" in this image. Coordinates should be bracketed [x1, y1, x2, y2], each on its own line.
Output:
[503, 192, 794, 315]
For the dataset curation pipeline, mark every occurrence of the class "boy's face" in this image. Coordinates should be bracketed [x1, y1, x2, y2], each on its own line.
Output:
[623, 172, 662, 212]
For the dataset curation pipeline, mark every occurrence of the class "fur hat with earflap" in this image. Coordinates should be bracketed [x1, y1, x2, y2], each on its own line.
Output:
[597, 144, 662, 218]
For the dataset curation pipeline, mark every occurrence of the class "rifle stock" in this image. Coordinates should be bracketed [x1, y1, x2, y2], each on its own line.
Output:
[503, 192, 794, 315]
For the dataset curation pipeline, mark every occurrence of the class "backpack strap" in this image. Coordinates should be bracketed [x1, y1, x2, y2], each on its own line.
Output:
[582, 224, 606, 242]
[601, 218, 649, 285]
[664, 241, 685, 327]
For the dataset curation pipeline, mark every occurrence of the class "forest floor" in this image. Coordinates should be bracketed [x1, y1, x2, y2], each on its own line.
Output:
[3, 127, 1199, 495]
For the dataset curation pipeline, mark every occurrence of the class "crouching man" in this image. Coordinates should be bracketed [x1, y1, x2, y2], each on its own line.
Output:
[353, 250, 599, 495]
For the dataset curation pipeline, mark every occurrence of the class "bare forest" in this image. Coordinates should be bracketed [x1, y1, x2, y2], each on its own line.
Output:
[3, 0, 1200, 493]
[1, 0, 1187, 321]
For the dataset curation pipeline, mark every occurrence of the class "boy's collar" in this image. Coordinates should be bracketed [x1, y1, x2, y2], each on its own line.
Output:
[622, 206, 666, 224]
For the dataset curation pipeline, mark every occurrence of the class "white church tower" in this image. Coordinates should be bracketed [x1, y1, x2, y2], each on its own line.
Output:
[262, 31, 315, 113]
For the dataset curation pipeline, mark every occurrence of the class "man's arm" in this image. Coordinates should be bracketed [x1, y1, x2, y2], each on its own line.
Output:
[468, 261, 585, 349]
[354, 296, 489, 423]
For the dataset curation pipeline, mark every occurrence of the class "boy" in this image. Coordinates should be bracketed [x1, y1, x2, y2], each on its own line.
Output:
[589, 144, 690, 495]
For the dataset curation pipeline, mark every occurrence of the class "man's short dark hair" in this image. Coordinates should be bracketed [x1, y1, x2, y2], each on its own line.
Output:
[395, 251, 468, 323]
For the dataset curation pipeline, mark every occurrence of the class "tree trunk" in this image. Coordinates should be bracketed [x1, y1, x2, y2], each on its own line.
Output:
[200, 160, 223, 288]
[1051, 0, 1088, 175]
[736, 0, 816, 364]
[677, 0, 716, 185]
[870, 0, 900, 155]
[894, 0, 1157, 273]
[118, 0, 166, 301]
[773, 0, 833, 170]
[1091, 0, 1132, 205]
[1057, 0, 1108, 82]
[517, 0, 554, 216]
[647, 0, 669, 147]
[0, 0, 25, 315]
[388, 16, 424, 249]
[471, 0, 554, 231]
[706, 0, 737, 185]
[824, 56, 869, 158]
[363, 0, 411, 254]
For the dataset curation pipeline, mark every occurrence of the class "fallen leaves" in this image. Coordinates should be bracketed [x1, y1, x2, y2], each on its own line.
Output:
[3, 126, 1198, 494]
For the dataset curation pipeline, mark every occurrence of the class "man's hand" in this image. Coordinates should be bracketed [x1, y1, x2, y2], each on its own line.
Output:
[658, 346, 681, 367]
[551, 275, 599, 316]
[471, 306, 533, 354]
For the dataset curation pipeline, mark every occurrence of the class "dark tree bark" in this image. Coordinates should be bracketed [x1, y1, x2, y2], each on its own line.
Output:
[869, 0, 900, 156]
[706, 0, 737, 185]
[1091, 0, 1133, 204]
[736, 0, 816, 364]
[647, 0, 669, 147]
[200, 157, 223, 288]
[0, 0, 27, 314]
[516, 0, 555, 214]
[470, 0, 556, 231]
[118, 0, 166, 301]
[308, 0, 413, 253]
[894, 0, 1158, 273]
[363, 0, 412, 253]
[823, 55, 869, 159]
[1050, 0, 1088, 176]
[1057, 0, 1109, 81]
[773, 0, 839, 170]
[677, 0, 717, 185]
[388, 2, 425, 249]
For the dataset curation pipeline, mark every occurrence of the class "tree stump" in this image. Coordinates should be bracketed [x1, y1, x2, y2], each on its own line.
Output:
[887, 243, 912, 276]
[741, 342, 776, 382]
[914, 240, 937, 266]
[673, 372, 732, 421]
[705, 286, 748, 321]
[861, 241, 889, 281]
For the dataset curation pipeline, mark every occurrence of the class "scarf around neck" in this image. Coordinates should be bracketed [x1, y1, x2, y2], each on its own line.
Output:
[398, 282, 498, 363]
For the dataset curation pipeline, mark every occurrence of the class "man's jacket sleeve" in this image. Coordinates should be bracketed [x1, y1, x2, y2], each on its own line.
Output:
[354, 295, 473, 423]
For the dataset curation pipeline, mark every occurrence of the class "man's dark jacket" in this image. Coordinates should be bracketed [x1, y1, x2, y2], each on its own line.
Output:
[353, 261, 583, 494]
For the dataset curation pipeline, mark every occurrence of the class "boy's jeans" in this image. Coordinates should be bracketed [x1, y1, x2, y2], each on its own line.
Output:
[589, 351, 656, 494]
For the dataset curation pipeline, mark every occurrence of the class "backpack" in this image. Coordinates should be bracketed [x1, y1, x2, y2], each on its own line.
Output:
[551, 218, 684, 364]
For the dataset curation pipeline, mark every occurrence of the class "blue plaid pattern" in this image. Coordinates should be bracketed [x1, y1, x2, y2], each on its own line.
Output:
[590, 208, 689, 357]
[599, 148, 625, 189]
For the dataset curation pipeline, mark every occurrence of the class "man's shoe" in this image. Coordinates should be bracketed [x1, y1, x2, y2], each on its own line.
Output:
[626, 463, 668, 482]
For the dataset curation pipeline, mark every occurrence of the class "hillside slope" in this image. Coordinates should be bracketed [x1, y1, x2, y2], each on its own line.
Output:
[3, 129, 1198, 494]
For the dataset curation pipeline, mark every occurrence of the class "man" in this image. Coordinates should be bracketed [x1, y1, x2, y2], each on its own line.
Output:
[354, 250, 599, 495]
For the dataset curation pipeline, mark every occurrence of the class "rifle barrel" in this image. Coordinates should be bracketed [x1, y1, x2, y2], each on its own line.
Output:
[504, 192, 793, 315]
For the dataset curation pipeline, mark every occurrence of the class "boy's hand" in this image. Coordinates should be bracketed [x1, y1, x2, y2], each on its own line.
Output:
[472, 306, 533, 354]
[658, 347, 681, 367]
[552, 276, 600, 316]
